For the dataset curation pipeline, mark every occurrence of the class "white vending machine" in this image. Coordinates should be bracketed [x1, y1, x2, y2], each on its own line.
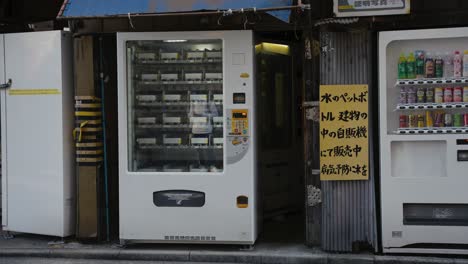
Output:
[379, 27, 468, 254]
[117, 31, 258, 244]
[1, 31, 75, 237]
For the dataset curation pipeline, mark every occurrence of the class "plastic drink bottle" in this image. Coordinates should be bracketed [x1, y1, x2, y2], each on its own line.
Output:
[425, 52, 435, 78]
[406, 52, 416, 79]
[398, 52, 407, 79]
[415, 50, 425, 78]
[454, 50, 462, 77]
[443, 52, 454, 78]
[435, 53, 443, 78]
[463, 50, 468, 77]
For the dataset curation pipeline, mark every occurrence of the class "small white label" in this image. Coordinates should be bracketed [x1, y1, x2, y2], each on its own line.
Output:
[185, 73, 203, 80]
[137, 117, 157, 124]
[191, 137, 209, 145]
[206, 51, 222, 59]
[190, 94, 208, 101]
[137, 138, 157, 145]
[163, 137, 182, 145]
[163, 94, 181, 101]
[205, 73, 222, 80]
[136, 53, 156, 60]
[141, 74, 158, 81]
[136, 95, 157, 102]
[213, 138, 223, 145]
[187, 52, 204, 59]
[160, 52, 179, 60]
[213, 94, 223, 101]
[163, 117, 181, 124]
[213, 116, 223, 124]
[161, 74, 179, 81]
[190, 117, 208, 124]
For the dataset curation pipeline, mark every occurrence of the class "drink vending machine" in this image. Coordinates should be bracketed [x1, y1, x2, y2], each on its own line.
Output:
[117, 31, 258, 245]
[379, 27, 468, 254]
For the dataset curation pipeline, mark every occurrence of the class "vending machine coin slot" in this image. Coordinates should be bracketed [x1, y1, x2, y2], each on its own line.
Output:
[233, 93, 246, 104]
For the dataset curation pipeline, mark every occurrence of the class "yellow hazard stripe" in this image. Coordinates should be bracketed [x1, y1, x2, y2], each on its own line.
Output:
[75, 111, 102, 117]
[76, 142, 103, 147]
[338, 5, 354, 10]
[78, 127, 102, 132]
[9, 89, 60, 95]
[75, 120, 102, 125]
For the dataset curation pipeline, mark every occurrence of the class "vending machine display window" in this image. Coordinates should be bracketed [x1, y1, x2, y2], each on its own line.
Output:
[126, 39, 224, 173]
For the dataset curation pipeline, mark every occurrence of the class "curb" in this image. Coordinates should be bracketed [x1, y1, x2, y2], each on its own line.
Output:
[0, 248, 468, 264]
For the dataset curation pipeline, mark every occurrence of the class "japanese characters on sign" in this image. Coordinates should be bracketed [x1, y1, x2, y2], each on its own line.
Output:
[334, 0, 410, 17]
[320, 85, 369, 181]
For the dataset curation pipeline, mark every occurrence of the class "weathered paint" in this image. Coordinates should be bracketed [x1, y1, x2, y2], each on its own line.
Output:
[58, 0, 293, 22]
[319, 31, 378, 252]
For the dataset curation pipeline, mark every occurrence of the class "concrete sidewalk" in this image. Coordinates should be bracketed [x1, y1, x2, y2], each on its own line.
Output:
[0, 233, 468, 264]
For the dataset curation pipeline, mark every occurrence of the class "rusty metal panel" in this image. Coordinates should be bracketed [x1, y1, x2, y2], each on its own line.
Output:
[319, 31, 378, 252]
[58, 0, 293, 22]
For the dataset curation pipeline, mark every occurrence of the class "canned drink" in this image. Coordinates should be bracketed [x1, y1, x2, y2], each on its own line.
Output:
[417, 87, 426, 103]
[444, 87, 453, 103]
[407, 87, 417, 104]
[434, 111, 445, 127]
[464, 87, 468, 103]
[426, 87, 434, 103]
[417, 114, 425, 127]
[426, 111, 434, 127]
[454, 113, 463, 127]
[399, 115, 408, 128]
[399, 87, 407, 104]
[408, 114, 417, 128]
[435, 87, 444, 103]
[445, 113, 453, 127]
[454, 87, 463, 102]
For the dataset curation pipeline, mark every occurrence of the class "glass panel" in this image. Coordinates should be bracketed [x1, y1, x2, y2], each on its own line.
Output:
[126, 39, 223, 173]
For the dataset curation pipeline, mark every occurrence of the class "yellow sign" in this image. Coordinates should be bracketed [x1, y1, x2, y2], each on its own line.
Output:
[9, 89, 60, 95]
[320, 85, 369, 181]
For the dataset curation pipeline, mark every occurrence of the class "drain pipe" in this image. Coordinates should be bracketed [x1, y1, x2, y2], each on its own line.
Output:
[99, 37, 110, 241]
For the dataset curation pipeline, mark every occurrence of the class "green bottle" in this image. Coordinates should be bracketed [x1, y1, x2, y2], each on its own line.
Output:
[398, 53, 407, 79]
[406, 52, 416, 79]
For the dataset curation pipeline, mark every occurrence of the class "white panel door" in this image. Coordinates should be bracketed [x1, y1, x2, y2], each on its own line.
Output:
[2, 31, 65, 236]
[0, 34, 5, 224]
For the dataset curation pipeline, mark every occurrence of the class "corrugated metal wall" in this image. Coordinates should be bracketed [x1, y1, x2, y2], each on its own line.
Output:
[319, 31, 378, 252]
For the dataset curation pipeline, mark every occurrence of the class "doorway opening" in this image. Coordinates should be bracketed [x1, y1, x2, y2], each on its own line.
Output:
[255, 34, 306, 244]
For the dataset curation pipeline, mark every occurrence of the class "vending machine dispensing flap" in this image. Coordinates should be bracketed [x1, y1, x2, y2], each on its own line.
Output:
[153, 190, 205, 207]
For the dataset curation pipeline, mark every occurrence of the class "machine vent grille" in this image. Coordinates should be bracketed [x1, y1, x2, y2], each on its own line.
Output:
[164, 235, 216, 241]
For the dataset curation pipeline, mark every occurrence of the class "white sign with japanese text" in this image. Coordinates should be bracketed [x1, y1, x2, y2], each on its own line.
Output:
[334, 0, 410, 17]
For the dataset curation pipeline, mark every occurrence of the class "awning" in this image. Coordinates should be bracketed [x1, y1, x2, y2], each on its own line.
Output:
[57, 0, 297, 23]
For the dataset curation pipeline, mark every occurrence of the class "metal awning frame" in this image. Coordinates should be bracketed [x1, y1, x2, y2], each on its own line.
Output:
[57, 2, 310, 20]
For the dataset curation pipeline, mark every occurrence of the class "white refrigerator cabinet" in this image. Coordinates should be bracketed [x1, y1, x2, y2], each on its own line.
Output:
[118, 31, 258, 245]
[379, 27, 468, 254]
[1, 31, 75, 237]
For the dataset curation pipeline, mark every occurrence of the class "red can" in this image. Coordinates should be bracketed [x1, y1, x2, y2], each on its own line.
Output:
[465, 113, 468, 127]
[399, 115, 408, 128]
